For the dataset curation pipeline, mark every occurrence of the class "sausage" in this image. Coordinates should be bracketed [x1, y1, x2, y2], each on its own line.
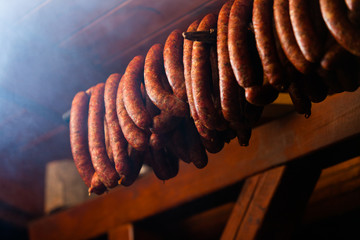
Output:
[210, 46, 227, 131]
[122, 56, 152, 130]
[164, 29, 187, 101]
[229, 0, 262, 87]
[201, 132, 225, 154]
[289, 0, 323, 62]
[104, 120, 114, 163]
[253, 0, 286, 90]
[117, 79, 149, 151]
[121, 147, 145, 186]
[151, 112, 181, 134]
[245, 81, 279, 106]
[149, 148, 179, 181]
[346, 0, 360, 25]
[185, 119, 208, 169]
[149, 133, 166, 150]
[104, 73, 133, 183]
[70, 91, 104, 191]
[89, 172, 107, 195]
[88, 83, 119, 188]
[217, 0, 244, 124]
[320, 0, 360, 56]
[184, 19, 200, 120]
[183, 20, 216, 140]
[287, 74, 312, 117]
[144, 43, 189, 117]
[321, 43, 347, 71]
[192, 14, 224, 130]
[167, 126, 192, 163]
[302, 73, 328, 103]
[273, 0, 312, 74]
[230, 121, 252, 146]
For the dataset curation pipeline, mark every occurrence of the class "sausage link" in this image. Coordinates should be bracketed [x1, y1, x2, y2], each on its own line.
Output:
[122, 56, 152, 130]
[192, 14, 223, 130]
[253, 0, 286, 90]
[144, 43, 189, 117]
[302, 73, 329, 103]
[289, 0, 324, 62]
[346, 0, 360, 25]
[320, 0, 360, 56]
[287, 75, 312, 117]
[104, 73, 133, 182]
[274, 0, 312, 74]
[117, 79, 149, 151]
[185, 119, 208, 169]
[229, 0, 262, 87]
[201, 132, 225, 154]
[70, 91, 100, 188]
[104, 120, 114, 163]
[121, 147, 145, 186]
[218, 0, 244, 124]
[167, 126, 191, 163]
[89, 172, 107, 195]
[245, 81, 279, 106]
[88, 83, 119, 188]
[149, 133, 166, 150]
[149, 148, 179, 180]
[164, 29, 187, 101]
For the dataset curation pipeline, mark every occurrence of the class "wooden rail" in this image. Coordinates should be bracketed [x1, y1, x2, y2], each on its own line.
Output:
[29, 89, 360, 240]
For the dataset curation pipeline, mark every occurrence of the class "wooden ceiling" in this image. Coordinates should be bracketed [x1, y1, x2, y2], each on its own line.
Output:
[0, 0, 232, 223]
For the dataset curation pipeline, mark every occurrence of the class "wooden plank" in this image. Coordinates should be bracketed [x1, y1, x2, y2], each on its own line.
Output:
[61, 0, 227, 66]
[15, 0, 126, 44]
[103, 0, 227, 71]
[108, 224, 134, 240]
[28, 90, 360, 240]
[220, 173, 264, 239]
[222, 163, 321, 240]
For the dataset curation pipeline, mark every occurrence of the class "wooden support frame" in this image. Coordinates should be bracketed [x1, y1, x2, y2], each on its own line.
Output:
[28, 90, 360, 240]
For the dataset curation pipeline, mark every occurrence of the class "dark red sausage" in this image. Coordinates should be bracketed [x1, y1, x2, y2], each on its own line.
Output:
[229, 0, 262, 87]
[167, 126, 192, 163]
[164, 29, 187, 101]
[89, 172, 107, 195]
[287, 75, 312, 117]
[104, 73, 133, 183]
[320, 0, 360, 56]
[122, 56, 152, 130]
[117, 79, 149, 151]
[253, 0, 286, 90]
[185, 119, 208, 169]
[121, 147, 145, 186]
[274, 0, 312, 74]
[149, 148, 179, 181]
[245, 82, 279, 106]
[88, 83, 119, 188]
[192, 14, 223, 130]
[70, 91, 105, 192]
[289, 0, 324, 62]
[104, 120, 114, 163]
[144, 43, 189, 117]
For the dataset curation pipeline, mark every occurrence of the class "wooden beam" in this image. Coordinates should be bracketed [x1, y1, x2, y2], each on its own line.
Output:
[222, 163, 320, 240]
[108, 224, 134, 240]
[28, 90, 360, 240]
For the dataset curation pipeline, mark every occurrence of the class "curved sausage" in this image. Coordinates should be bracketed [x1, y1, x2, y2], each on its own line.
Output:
[70, 91, 102, 190]
[121, 147, 145, 186]
[289, 0, 323, 62]
[144, 43, 189, 117]
[274, 0, 312, 73]
[320, 0, 360, 56]
[149, 133, 166, 150]
[149, 148, 179, 181]
[122, 56, 152, 130]
[185, 119, 208, 169]
[245, 82, 279, 106]
[287, 75, 312, 117]
[167, 126, 192, 163]
[117, 79, 149, 151]
[104, 120, 114, 163]
[253, 0, 286, 90]
[89, 172, 107, 195]
[192, 14, 223, 130]
[88, 83, 119, 188]
[229, 0, 262, 87]
[164, 29, 187, 101]
[104, 73, 133, 183]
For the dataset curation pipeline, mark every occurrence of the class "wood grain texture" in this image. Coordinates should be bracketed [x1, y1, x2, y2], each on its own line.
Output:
[29, 89, 360, 240]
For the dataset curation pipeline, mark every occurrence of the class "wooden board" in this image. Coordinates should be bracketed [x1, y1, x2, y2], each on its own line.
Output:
[28, 89, 360, 240]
